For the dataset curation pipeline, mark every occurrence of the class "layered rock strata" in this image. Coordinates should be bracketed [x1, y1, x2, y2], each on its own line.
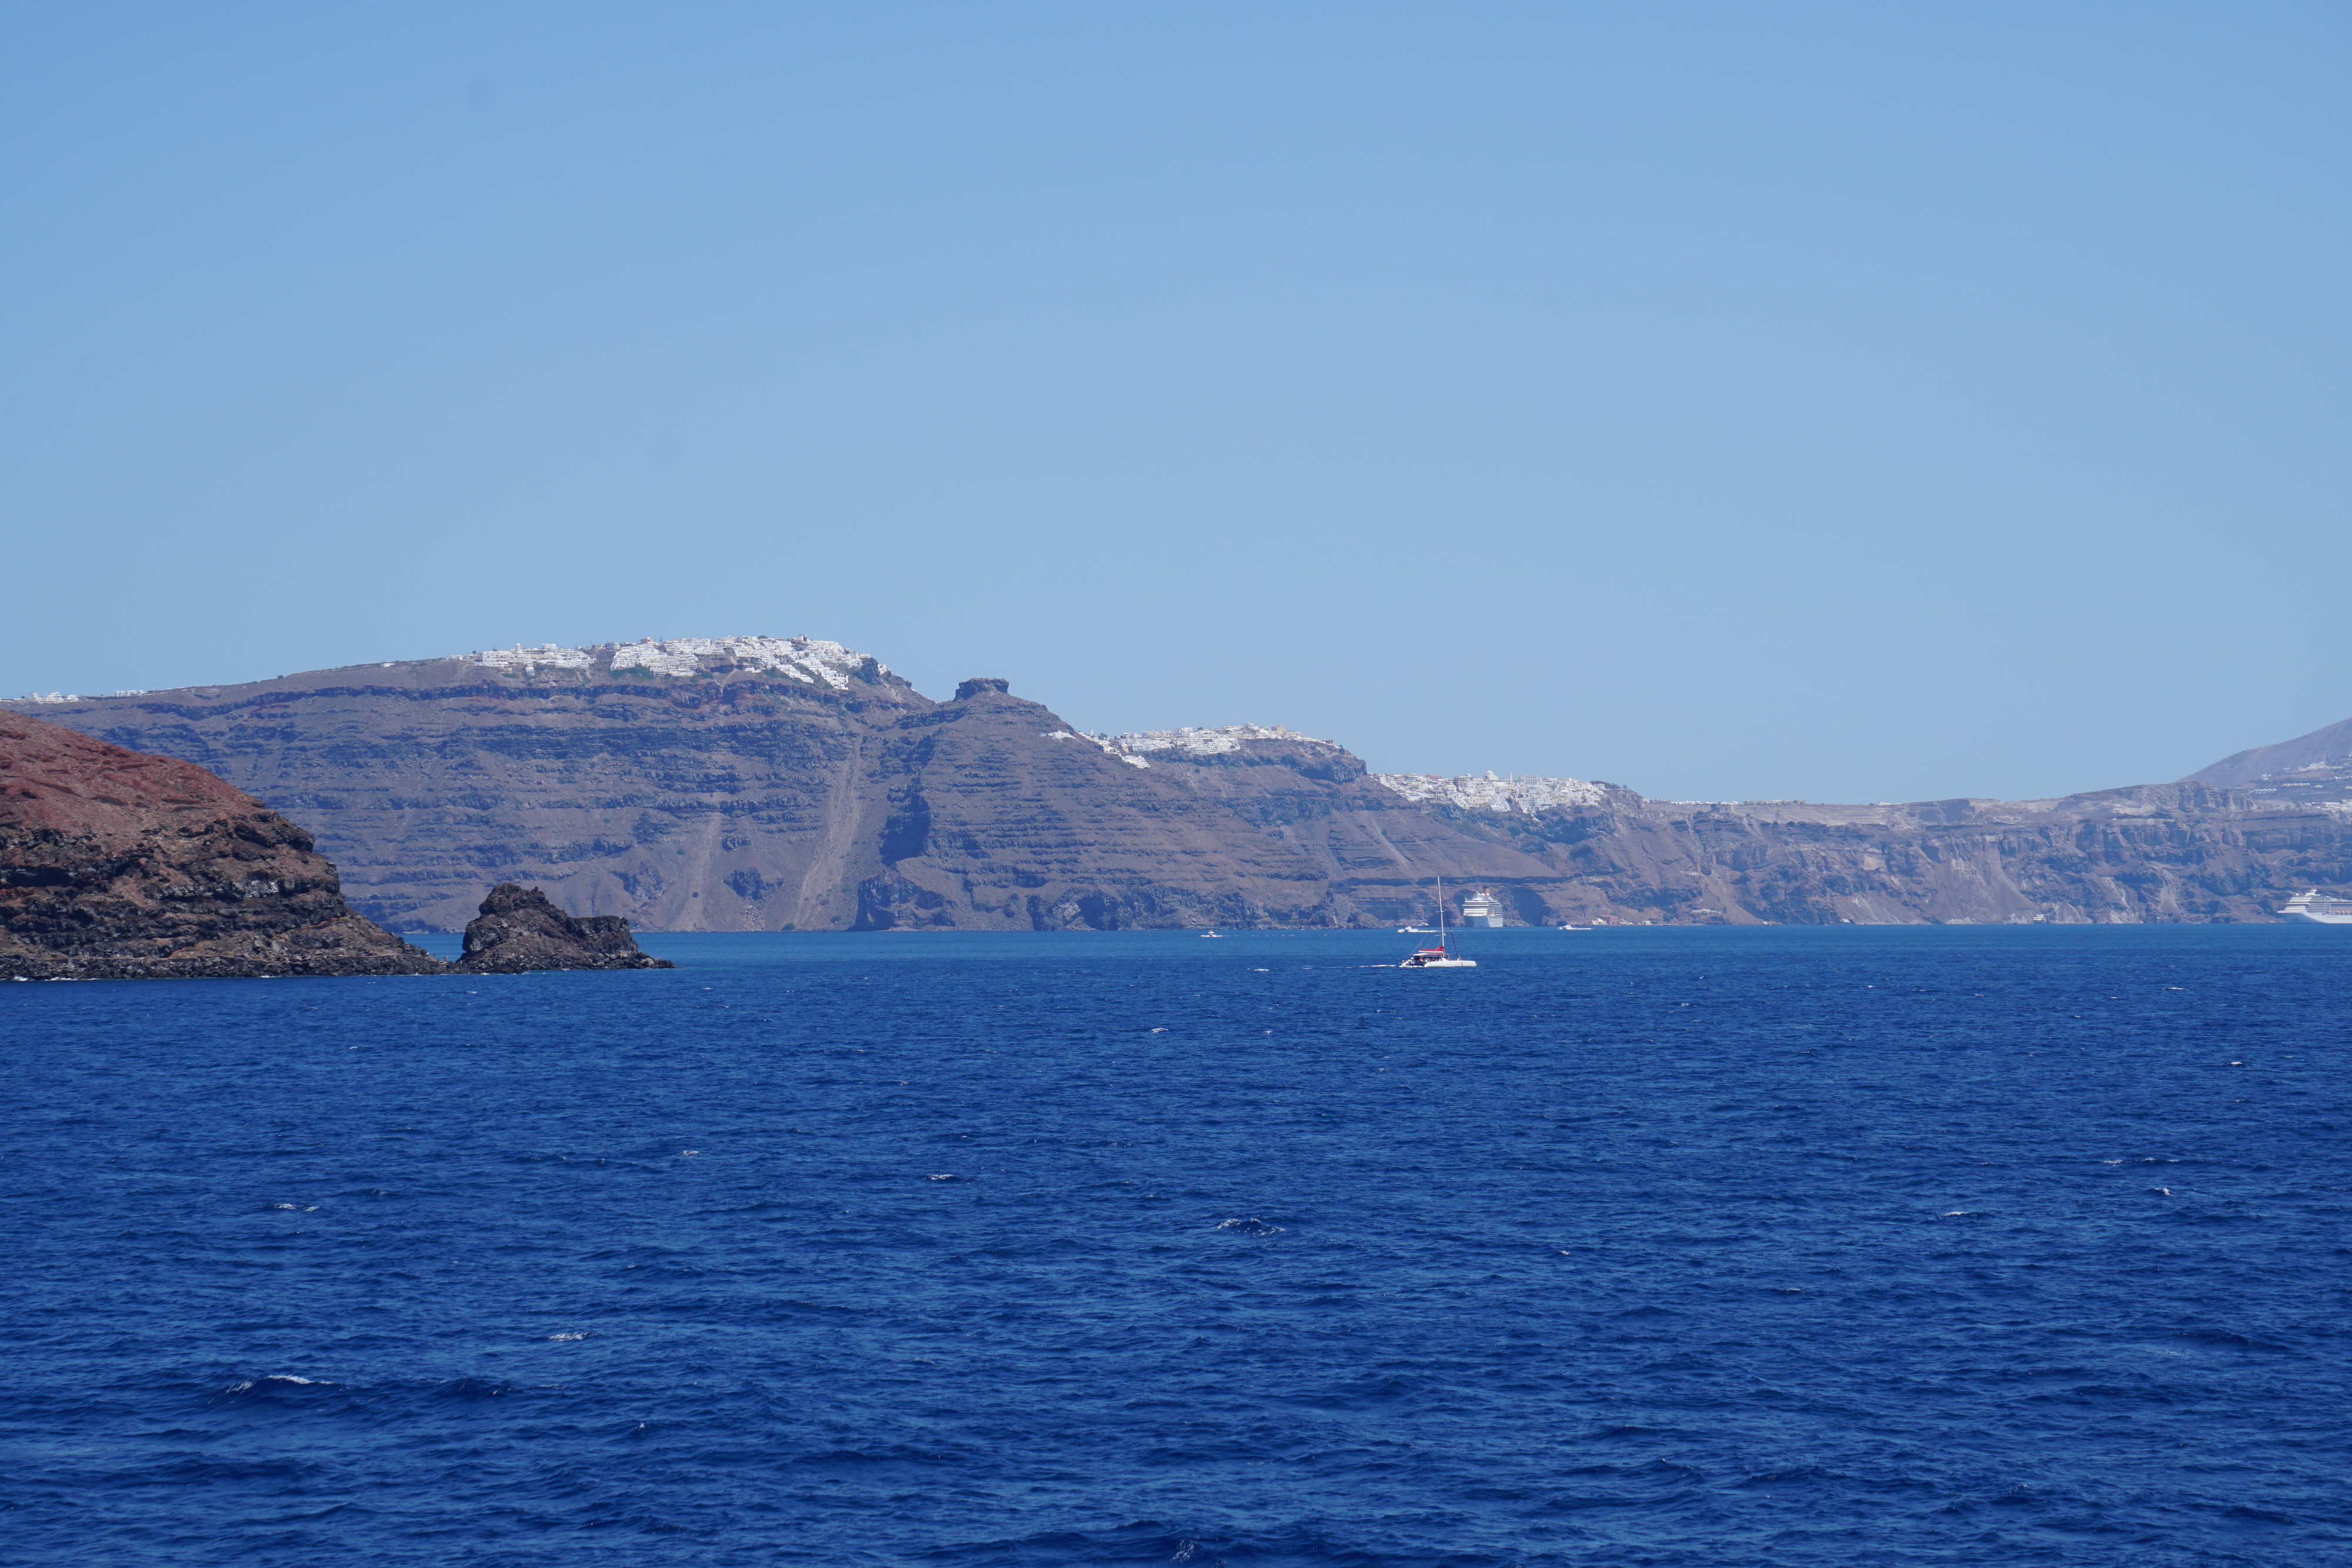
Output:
[10, 637, 936, 932]
[1397, 778, 2352, 925]
[0, 713, 443, 978]
[14, 640, 1552, 931]
[17, 637, 2352, 927]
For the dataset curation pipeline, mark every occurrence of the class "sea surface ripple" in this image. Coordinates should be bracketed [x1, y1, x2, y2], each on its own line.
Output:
[5, 925, 2348, 1566]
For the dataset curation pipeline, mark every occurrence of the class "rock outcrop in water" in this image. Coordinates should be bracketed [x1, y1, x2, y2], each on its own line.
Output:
[0, 713, 443, 978]
[458, 882, 673, 972]
[16, 634, 2352, 928]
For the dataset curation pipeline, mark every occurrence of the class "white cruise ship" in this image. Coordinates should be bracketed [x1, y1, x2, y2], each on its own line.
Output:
[1458, 889, 1505, 928]
[2277, 890, 2352, 924]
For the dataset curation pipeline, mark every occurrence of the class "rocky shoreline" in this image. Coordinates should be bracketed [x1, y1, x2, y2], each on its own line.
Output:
[2, 714, 667, 979]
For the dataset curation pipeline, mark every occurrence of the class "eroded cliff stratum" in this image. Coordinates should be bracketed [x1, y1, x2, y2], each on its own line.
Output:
[12, 634, 2351, 928]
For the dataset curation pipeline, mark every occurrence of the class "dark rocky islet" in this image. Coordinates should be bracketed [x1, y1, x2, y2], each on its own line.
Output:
[458, 881, 674, 972]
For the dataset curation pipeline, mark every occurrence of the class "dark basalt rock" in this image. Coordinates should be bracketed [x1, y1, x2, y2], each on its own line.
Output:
[0, 714, 443, 979]
[953, 677, 1011, 700]
[458, 882, 672, 972]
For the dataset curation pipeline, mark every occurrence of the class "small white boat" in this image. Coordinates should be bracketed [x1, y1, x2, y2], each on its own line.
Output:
[1396, 925, 1438, 934]
[1200, 931, 1224, 938]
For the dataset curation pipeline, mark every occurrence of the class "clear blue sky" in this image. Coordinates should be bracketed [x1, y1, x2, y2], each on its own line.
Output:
[5, 3, 2345, 803]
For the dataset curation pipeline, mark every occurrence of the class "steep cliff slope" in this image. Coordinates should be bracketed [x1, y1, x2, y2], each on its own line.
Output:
[846, 691, 1344, 928]
[1074, 724, 1573, 924]
[15, 638, 1611, 931]
[0, 713, 443, 978]
[11, 638, 933, 931]
[16, 638, 2352, 927]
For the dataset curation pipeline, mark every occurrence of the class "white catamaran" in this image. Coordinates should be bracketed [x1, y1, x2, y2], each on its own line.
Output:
[1399, 878, 1478, 968]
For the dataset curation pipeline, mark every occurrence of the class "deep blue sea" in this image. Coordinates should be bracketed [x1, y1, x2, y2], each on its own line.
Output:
[6, 926, 2349, 1567]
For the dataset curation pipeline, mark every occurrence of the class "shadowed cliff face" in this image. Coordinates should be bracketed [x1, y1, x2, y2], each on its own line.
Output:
[848, 690, 1344, 930]
[15, 645, 2352, 928]
[1091, 732, 1571, 924]
[0, 714, 442, 977]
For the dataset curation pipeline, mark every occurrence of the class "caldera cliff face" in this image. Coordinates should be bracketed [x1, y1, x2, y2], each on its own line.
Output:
[16, 633, 2352, 929]
[9, 639, 1510, 932]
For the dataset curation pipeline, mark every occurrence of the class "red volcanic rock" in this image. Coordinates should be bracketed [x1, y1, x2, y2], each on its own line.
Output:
[0, 713, 443, 979]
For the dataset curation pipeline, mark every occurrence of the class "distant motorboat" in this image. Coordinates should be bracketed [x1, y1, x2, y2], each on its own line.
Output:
[1396, 925, 1438, 934]
[1200, 931, 1224, 938]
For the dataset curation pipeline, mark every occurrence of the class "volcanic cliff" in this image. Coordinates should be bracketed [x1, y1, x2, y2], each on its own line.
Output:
[8, 637, 1558, 931]
[15, 634, 2352, 927]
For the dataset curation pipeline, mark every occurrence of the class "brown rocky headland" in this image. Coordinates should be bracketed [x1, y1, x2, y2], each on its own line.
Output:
[3, 713, 674, 978]
[1, 713, 443, 979]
